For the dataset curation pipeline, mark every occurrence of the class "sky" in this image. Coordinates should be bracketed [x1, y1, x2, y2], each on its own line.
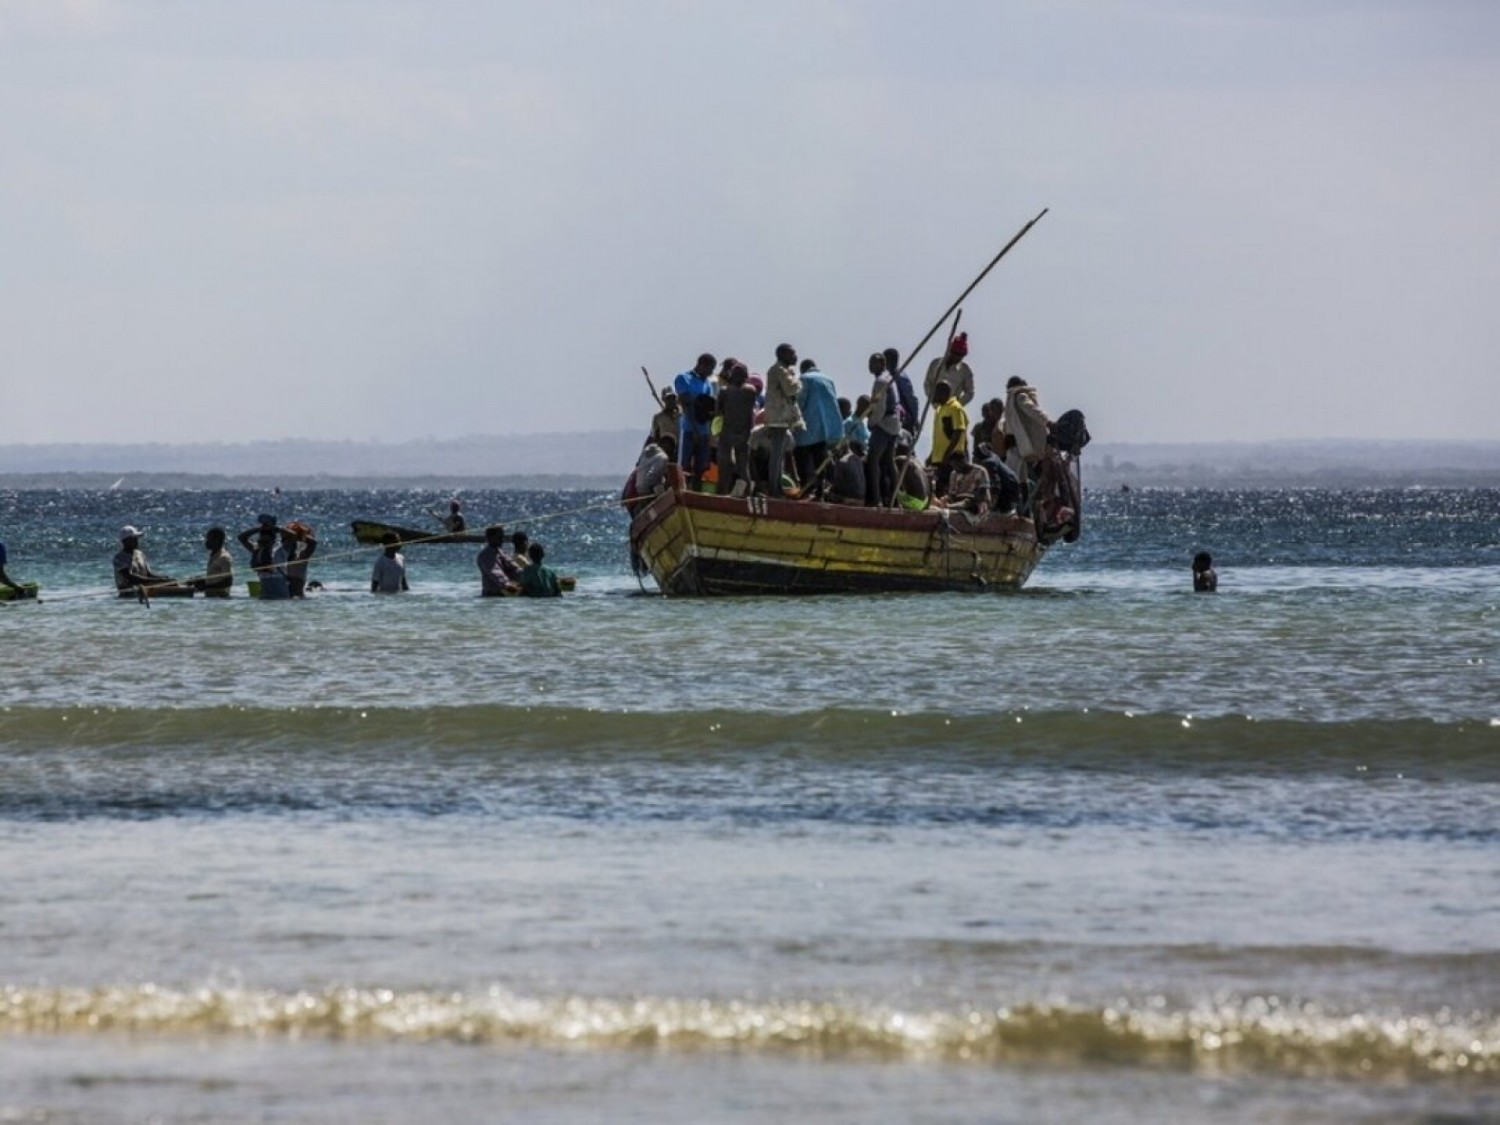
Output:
[2, 0, 1497, 446]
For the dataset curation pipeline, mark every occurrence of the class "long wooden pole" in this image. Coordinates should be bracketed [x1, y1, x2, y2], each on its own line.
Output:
[640, 366, 664, 408]
[911, 306, 963, 443]
[895, 206, 1048, 379]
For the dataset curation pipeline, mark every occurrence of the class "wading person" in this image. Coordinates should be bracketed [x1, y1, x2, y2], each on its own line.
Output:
[371, 532, 409, 593]
[112, 526, 179, 593]
[193, 526, 234, 597]
[239, 516, 290, 600]
[282, 522, 318, 597]
[478, 524, 523, 596]
[1193, 551, 1218, 593]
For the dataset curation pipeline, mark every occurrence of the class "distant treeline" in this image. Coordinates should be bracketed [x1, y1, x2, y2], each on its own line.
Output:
[2, 436, 1499, 490]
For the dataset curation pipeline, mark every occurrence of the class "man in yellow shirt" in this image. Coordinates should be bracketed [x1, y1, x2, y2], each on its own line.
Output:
[926, 380, 969, 496]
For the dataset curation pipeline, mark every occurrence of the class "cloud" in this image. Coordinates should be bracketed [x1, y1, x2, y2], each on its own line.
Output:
[1, 1, 1497, 446]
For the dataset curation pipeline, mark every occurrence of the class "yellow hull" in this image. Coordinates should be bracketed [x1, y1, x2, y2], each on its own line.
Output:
[630, 479, 1047, 596]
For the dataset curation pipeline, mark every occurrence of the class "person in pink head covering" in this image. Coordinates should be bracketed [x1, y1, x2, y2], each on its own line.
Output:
[924, 331, 975, 407]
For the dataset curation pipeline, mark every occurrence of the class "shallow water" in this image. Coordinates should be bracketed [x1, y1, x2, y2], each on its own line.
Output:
[1, 488, 1497, 1121]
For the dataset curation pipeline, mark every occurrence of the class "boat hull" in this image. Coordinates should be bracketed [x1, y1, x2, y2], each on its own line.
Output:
[629, 480, 1045, 596]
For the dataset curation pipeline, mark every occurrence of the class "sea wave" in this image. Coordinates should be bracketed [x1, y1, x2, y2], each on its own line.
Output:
[1, 983, 1494, 1082]
[2, 704, 1496, 773]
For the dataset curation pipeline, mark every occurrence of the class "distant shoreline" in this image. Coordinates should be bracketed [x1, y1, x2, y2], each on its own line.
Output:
[3, 471, 1499, 491]
[3, 436, 1499, 491]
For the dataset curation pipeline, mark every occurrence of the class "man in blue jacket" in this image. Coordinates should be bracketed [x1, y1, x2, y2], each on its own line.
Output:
[673, 353, 717, 489]
[794, 358, 842, 496]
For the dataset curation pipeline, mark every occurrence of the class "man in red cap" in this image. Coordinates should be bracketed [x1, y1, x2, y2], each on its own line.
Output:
[924, 331, 975, 407]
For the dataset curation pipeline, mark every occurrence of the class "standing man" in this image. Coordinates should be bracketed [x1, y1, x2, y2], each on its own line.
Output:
[371, 532, 409, 593]
[649, 389, 681, 461]
[477, 524, 522, 596]
[112, 526, 178, 593]
[673, 353, 718, 490]
[884, 348, 920, 440]
[794, 358, 841, 495]
[865, 352, 901, 507]
[715, 362, 758, 496]
[926, 381, 969, 497]
[282, 522, 318, 598]
[924, 331, 975, 408]
[762, 343, 803, 497]
[194, 527, 234, 597]
[1001, 375, 1052, 482]
[238, 516, 291, 600]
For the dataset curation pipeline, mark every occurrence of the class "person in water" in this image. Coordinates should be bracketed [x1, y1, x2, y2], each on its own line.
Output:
[193, 526, 234, 597]
[477, 524, 523, 596]
[112, 526, 178, 592]
[519, 542, 562, 598]
[238, 516, 290, 600]
[1193, 551, 1218, 592]
[371, 531, 409, 593]
[0, 534, 29, 597]
[281, 521, 318, 597]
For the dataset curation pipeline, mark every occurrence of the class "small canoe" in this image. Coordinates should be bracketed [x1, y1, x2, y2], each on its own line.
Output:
[0, 582, 40, 602]
[351, 520, 484, 546]
[116, 583, 196, 599]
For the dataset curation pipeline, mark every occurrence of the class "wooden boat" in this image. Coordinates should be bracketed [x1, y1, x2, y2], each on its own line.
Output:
[116, 583, 196, 599]
[351, 520, 484, 546]
[629, 466, 1078, 597]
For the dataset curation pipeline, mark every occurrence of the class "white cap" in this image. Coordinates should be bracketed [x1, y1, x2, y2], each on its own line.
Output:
[119, 525, 143, 540]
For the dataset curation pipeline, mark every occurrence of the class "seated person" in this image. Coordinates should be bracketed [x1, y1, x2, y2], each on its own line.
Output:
[940, 449, 992, 515]
[976, 444, 1021, 515]
[892, 439, 930, 511]
[431, 499, 465, 533]
[825, 440, 867, 505]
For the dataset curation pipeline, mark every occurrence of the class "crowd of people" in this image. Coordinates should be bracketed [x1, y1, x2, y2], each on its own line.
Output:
[100, 510, 563, 600]
[632, 335, 1077, 522]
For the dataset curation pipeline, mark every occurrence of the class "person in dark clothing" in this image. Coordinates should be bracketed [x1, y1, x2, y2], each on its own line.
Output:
[1193, 551, 1219, 592]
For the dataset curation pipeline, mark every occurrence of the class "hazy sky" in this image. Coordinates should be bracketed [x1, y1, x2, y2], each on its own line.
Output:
[2, 0, 1497, 446]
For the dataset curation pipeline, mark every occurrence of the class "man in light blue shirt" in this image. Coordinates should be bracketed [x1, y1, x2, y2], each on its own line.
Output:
[794, 359, 842, 495]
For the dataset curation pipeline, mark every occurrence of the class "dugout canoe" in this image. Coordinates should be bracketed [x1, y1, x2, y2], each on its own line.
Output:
[628, 467, 1076, 597]
[351, 520, 485, 546]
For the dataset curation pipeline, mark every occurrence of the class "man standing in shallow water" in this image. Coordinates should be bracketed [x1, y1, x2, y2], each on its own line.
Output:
[1193, 551, 1219, 592]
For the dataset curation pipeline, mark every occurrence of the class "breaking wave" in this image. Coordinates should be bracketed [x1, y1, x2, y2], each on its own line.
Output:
[1, 983, 1494, 1082]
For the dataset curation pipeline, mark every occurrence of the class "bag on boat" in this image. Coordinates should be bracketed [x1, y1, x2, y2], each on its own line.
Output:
[1049, 409, 1091, 456]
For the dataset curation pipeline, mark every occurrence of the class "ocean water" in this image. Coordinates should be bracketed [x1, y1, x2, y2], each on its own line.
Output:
[0, 487, 1497, 1123]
